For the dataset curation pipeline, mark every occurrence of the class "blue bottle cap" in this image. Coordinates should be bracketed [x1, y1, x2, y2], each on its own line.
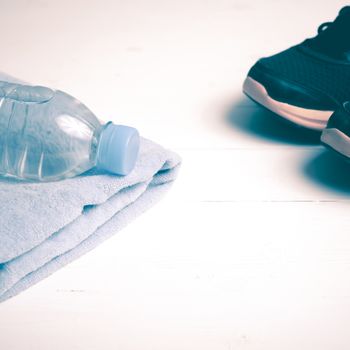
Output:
[96, 122, 140, 175]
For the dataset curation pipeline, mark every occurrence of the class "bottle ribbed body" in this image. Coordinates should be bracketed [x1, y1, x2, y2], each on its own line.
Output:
[0, 82, 102, 181]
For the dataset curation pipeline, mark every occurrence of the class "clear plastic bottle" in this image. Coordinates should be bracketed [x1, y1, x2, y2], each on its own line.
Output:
[0, 81, 140, 182]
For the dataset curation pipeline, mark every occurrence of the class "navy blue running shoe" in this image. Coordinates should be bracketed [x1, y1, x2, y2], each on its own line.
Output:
[243, 7, 350, 130]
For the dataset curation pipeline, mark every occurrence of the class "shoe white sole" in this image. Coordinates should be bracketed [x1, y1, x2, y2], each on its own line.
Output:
[321, 128, 350, 158]
[243, 77, 333, 131]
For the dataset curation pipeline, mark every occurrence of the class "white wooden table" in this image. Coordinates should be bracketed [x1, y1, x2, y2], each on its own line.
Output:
[1, 1, 350, 349]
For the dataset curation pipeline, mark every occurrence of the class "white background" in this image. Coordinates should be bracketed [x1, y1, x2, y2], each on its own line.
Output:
[1, 1, 350, 349]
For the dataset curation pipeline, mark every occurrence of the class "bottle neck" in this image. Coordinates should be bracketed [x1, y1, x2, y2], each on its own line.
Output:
[91, 123, 108, 165]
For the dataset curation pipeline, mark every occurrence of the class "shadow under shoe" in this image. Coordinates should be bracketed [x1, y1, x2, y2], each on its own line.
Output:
[226, 97, 321, 146]
[303, 148, 350, 195]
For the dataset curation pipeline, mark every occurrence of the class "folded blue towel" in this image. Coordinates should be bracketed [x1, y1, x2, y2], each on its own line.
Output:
[0, 93, 180, 302]
[0, 138, 180, 302]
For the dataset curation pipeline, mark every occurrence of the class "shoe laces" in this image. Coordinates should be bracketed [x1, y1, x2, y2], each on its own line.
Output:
[306, 6, 350, 59]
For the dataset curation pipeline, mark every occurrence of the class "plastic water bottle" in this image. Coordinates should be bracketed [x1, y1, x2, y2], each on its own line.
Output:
[0, 81, 140, 182]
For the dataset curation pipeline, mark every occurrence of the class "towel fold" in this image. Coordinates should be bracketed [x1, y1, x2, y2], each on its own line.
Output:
[0, 137, 181, 303]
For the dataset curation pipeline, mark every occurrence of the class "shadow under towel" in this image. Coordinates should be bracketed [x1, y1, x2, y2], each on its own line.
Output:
[0, 137, 181, 302]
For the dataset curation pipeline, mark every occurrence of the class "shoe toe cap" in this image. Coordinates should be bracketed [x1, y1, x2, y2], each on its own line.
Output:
[327, 102, 350, 135]
[248, 60, 337, 111]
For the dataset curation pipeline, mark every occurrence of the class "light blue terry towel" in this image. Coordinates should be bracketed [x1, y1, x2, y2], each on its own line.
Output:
[0, 134, 181, 303]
